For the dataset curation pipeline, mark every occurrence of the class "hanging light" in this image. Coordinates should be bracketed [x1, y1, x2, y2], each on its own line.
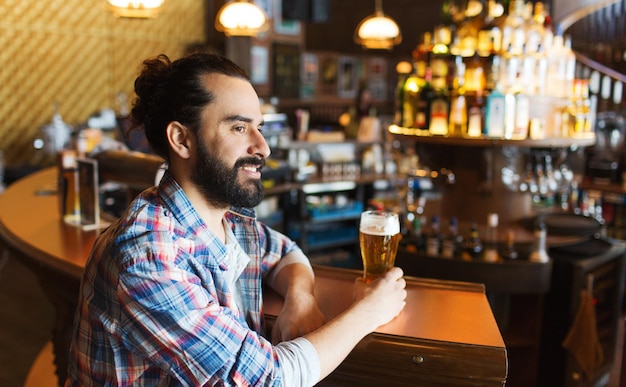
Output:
[107, 0, 164, 18]
[354, 0, 402, 50]
[215, 0, 269, 37]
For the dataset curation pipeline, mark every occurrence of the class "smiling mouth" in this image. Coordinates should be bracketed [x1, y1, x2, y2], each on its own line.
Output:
[241, 164, 262, 172]
[236, 157, 265, 175]
[239, 164, 265, 178]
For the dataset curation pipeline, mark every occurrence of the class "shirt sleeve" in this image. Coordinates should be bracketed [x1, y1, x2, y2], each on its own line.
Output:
[256, 220, 303, 276]
[275, 337, 321, 387]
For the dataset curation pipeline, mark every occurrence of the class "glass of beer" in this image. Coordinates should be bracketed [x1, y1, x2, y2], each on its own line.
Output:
[359, 210, 401, 283]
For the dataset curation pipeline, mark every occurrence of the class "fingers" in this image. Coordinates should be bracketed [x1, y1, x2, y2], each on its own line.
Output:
[385, 266, 404, 281]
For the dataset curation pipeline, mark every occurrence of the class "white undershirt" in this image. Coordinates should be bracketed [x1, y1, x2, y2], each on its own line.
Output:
[223, 221, 320, 387]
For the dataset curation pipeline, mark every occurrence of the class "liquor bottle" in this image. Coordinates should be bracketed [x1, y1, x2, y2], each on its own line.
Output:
[501, 229, 519, 259]
[462, 221, 483, 260]
[466, 90, 485, 138]
[426, 215, 443, 256]
[399, 210, 416, 252]
[448, 59, 468, 137]
[520, 46, 537, 96]
[402, 176, 419, 242]
[484, 82, 506, 138]
[567, 80, 593, 138]
[464, 53, 487, 94]
[478, 0, 504, 56]
[477, 2, 494, 57]
[58, 150, 80, 224]
[525, 1, 546, 55]
[393, 61, 413, 127]
[485, 53, 502, 92]
[413, 32, 432, 80]
[532, 43, 549, 97]
[483, 213, 500, 262]
[429, 84, 450, 136]
[412, 215, 427, 253]
[431, 30, 452, 92]
[504, 71, 530, 140]
[455, 0, 485, 57]
[401, 64, 423, 128]
[529, 217, 549, 263]
[415, 66, 437, 131]
[563, 36, 577, 98]
[442, 217, 463, 258]
[514, 55, 532, 140]
[545, 35, 567, 98]
[501, 0, 526, 57]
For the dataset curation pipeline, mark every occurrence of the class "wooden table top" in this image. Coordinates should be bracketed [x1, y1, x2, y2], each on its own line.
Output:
[0, 167, 505, 349]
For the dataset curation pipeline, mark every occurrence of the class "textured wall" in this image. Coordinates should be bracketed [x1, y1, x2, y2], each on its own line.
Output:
[0, 0, 206, 166]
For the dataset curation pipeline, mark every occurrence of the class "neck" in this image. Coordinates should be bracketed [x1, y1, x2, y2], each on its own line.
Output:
[172, 170, 229, 243]
[200, 208, 228, 244]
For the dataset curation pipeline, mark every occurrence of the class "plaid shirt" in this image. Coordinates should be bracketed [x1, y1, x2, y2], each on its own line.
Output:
[67, 172, 301, 386]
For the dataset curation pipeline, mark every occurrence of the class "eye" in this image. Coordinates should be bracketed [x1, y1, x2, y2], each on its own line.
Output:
[233, 125, 246, 133]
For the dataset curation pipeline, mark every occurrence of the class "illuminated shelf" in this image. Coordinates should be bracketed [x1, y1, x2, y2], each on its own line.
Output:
[388, 125, 596, 148]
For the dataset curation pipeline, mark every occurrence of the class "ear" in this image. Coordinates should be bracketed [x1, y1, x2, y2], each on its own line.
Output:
[166, 121, 194, 160]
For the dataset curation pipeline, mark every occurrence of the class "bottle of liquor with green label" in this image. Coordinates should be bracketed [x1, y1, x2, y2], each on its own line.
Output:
[415, 66, 437, 132]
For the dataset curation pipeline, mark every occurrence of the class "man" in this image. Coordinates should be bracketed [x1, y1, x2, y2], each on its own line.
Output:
[66, 52, 406, 386]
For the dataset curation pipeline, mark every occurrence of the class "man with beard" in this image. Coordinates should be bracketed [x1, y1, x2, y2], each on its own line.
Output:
[66, 52, 407, 387]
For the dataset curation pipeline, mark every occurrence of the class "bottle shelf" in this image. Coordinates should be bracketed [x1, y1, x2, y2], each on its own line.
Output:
[389, 124, 596, 148]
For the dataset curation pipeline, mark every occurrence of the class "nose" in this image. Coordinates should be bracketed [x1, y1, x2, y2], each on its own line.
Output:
[250, 128, 271, 159]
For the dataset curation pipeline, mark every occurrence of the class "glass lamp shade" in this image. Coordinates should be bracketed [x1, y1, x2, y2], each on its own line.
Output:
[215, 1, 269, 37]
[107, 0, 164, 18]
[354, 13, 402, 50]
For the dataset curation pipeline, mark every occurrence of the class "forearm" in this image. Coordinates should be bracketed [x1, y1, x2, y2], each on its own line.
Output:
[270, 260, 315, 299]
[268, 255, 325, 343]
[303, 301, 379, 381]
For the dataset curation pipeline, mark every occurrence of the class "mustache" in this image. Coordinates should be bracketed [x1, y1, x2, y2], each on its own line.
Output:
[234, 157, 266, 170]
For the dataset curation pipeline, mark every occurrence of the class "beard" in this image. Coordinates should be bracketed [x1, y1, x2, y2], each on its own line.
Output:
[191, 138, 265, 208]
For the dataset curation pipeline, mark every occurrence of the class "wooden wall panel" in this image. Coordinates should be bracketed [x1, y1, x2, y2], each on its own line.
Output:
[0, 0, 205, 166]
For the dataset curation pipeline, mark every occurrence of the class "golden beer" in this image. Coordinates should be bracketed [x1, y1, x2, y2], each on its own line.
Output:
[359, 211, 401, 282]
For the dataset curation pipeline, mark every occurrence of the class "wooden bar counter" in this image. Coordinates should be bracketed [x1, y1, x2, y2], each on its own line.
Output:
[0, 167, 508, 386]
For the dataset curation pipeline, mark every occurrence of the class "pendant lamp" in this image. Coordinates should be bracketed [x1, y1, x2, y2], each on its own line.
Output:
[107, 0, 164, 18]
[215, 0, 269, 37]
[354, 0, 402, 50]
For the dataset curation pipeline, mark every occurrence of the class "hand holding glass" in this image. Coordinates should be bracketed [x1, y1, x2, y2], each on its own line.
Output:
[359, 211, 401, 283]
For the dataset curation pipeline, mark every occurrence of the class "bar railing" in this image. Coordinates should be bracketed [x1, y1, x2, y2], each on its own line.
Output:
[562, 0, 626, 113]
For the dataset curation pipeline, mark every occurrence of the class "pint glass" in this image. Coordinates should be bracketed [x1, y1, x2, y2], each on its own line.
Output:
[359, 210, 401, 282]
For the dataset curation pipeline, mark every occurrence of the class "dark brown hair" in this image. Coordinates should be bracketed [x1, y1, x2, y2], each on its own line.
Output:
[130, 53, 249, 159]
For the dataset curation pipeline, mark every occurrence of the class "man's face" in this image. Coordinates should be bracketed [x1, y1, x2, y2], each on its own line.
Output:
[190, 73, 270, 208]
[192, 135, 265, 208]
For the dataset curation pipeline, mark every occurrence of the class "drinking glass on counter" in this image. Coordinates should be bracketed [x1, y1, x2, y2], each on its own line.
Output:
[359, 210, 401, 283]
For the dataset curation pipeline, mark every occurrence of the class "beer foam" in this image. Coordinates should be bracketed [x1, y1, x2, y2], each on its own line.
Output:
[360, 212, 400, 235]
